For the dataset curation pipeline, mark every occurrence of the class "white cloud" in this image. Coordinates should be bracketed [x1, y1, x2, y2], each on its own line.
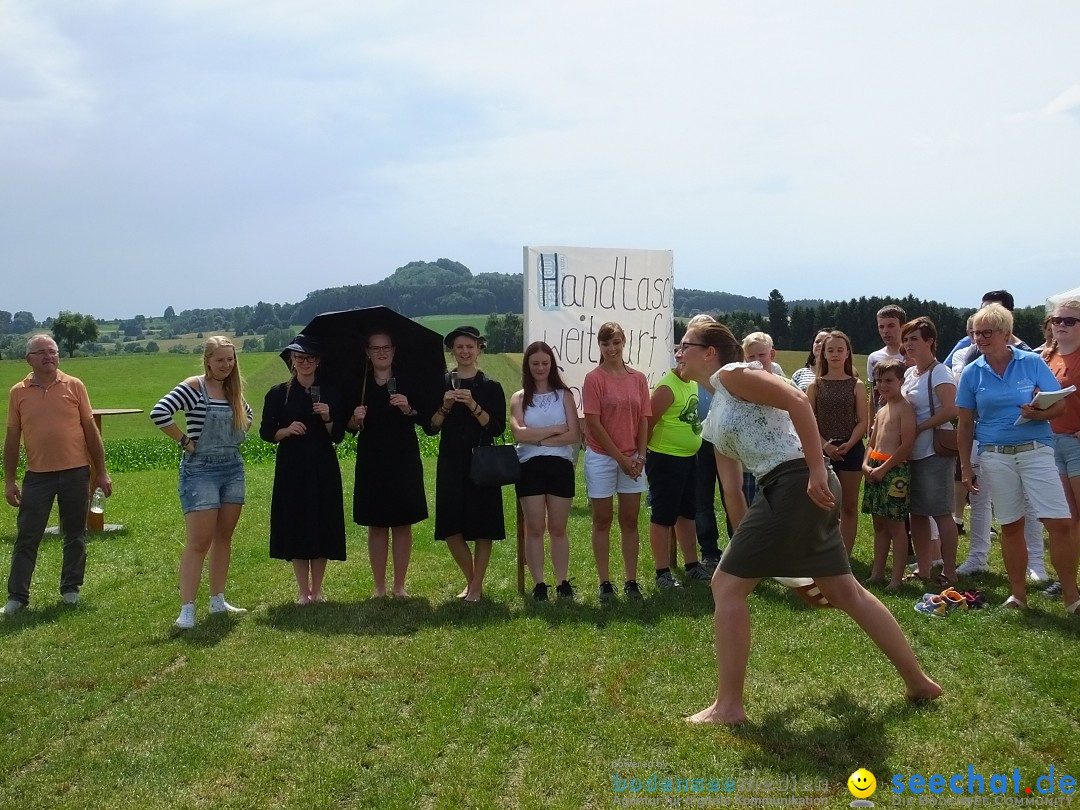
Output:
[1041, 84, 1080, 121]
[1, 1, 1078, 317]
[0, 3, 97, 132]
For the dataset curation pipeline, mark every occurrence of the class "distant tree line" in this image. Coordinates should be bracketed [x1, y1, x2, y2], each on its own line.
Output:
[677, 289, 1048, 359]
[0, 261, 1053, 359]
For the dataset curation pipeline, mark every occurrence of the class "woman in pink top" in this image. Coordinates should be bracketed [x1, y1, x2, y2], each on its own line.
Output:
[582, 322, 651, 601]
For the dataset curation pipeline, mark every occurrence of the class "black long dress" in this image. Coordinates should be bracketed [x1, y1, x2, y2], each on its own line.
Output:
[352, 372, 428, 528]
[260, 381, 347, 561]
[425, 371, 507, 542]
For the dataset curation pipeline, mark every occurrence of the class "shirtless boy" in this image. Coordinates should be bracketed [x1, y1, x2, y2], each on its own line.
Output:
[861, 359, 916, 590]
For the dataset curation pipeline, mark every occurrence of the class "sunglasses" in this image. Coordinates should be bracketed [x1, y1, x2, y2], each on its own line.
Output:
[1051, 316, 1080, 327]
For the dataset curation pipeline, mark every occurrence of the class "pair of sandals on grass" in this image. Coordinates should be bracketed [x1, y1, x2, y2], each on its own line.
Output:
[914, 586, 986, 617]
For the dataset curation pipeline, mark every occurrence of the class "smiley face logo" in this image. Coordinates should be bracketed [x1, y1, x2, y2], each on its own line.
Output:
[848, 768, 877, 798]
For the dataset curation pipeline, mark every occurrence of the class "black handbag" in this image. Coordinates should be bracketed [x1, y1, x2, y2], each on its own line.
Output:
[470, 443, 521, 487]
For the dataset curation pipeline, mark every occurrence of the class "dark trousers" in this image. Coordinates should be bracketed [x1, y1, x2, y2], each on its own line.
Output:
[696, 440, 759, 559]
[695, 441, 722, 561]
[7, 466, 90, 604]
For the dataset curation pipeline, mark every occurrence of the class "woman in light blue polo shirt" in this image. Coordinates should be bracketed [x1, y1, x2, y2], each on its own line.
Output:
[956, 304, 1079, 613]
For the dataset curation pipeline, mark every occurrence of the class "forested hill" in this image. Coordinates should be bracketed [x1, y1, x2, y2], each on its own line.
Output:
[12, 259, 1045, 357]
[291, 259, 821, 323]
[294, 260, 522, 323]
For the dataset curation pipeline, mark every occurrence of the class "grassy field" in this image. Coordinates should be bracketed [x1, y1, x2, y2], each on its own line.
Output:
[0, 348, 527, 443]
[3, 349, 1077, 808]
[1, 456, 1078, 809]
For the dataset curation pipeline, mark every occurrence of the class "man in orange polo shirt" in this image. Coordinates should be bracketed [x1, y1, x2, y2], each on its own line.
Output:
[3, 335, 112, 614]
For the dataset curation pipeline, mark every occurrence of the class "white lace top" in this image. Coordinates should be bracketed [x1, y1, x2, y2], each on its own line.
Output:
[701, 363, 805, 478]
[516, 389, 576, 463]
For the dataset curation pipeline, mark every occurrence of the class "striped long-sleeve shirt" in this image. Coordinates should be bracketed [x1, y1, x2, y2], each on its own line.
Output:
[151, 381, 253, 441]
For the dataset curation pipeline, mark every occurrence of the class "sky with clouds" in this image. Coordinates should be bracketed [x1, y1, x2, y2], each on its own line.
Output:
[2, 1, 1078, 320]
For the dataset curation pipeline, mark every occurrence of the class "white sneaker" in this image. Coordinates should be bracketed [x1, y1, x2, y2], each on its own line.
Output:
[1027, 569, 1049, 584]
[175, 603, 196, 630]
[956, 559, 990, 576]
[2, 599, 24, 615]
[209, 594, 247, 615]
[61, 591, 80, 605]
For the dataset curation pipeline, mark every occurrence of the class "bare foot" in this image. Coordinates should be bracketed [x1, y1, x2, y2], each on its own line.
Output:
[371, 589, 387, 599]
[686, 701, 747, 726]
[885, 582, 902, 593]
[311, 592, 326, 603]
[456, 587, 469, 599]
[392, 589, 410, 599]
[296, 595, 311, 605]
[905, 679, 943, 703]
[863, 577, 884, 586]
[464, 588, 483, 603]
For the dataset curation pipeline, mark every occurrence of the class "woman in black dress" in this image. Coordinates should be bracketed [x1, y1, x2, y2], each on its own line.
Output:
[425, 326, 507, 602]
[260, 336, 346, 604]
[347, 331, 428, 598]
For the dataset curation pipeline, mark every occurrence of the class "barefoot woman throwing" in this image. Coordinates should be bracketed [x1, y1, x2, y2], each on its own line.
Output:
[677, 321, 941, 725]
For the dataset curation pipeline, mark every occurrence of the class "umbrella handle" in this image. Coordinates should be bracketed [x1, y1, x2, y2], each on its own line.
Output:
[357, 361, 369, 431]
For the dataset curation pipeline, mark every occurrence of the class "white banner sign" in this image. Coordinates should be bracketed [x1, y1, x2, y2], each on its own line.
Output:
[523, 246, 675, 409]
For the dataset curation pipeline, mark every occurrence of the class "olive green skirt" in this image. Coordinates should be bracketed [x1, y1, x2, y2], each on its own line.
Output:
[718, 458, 851, 579]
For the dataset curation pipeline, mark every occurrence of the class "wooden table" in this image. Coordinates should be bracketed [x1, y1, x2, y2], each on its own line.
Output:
[89, 408, 143, 531]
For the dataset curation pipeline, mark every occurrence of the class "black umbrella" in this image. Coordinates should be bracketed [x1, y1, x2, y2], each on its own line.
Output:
[299, 306, 446, 411]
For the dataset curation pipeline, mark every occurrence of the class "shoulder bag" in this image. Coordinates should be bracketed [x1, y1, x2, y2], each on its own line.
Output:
[926, 363, 958, 457]
[470, 439, 521, 487]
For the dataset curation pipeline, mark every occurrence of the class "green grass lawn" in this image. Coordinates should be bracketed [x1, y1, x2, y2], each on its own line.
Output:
[2, 348, 1076, 809]
[0, 350, 526, 443]
[1, 453, 1078, 809]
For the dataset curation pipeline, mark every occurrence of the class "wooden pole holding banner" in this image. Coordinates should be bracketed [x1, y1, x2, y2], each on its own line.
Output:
[516, 500, 526, 594]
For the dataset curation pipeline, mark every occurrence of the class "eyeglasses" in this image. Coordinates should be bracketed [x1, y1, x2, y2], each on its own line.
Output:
[1051, 317, 1080, 327]
[675, 341, 709, 353]
[28, 350, 59, 357]
[292, 354, 318, 364]
[972, 329, 999, 340]
[368, 345, 394, 353]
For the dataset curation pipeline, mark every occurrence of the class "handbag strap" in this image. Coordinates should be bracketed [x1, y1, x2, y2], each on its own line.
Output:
[926, 361, 937, 418]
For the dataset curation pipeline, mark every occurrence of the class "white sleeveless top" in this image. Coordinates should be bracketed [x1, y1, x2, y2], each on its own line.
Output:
[701, 363, 804, 478]
[516, 389, 575, 463]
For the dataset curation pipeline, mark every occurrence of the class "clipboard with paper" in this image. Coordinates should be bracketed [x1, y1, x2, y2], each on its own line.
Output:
[1013, 385, 1077, 425]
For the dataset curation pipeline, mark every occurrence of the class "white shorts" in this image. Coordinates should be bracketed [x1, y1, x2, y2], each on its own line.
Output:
[979, 443, 1071, 525]
[584, 447, 648, 499]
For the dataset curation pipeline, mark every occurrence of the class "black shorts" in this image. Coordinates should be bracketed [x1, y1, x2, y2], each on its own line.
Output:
[645, 450, 697, 526]
[515, 455, 575, 500]
[828, 439, 865, 473]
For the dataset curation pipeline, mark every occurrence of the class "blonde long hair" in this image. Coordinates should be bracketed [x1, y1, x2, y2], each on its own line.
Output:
[202, 336, 248, 430]
[1044, 299, 1080, 362]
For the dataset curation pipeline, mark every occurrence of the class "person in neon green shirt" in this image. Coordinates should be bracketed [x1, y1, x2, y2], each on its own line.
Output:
[646, 358, 708, 590]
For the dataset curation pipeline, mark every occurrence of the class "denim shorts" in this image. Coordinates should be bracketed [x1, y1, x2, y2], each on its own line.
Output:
[179, 452, 246, 514]
[1054, 433, 1080, 478]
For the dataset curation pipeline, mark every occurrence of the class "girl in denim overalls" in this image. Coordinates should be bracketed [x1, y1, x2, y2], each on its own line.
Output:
[151, 337, 253, 630]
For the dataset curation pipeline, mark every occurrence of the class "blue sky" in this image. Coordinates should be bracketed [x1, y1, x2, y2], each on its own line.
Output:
[1, 1, 1077, 320]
